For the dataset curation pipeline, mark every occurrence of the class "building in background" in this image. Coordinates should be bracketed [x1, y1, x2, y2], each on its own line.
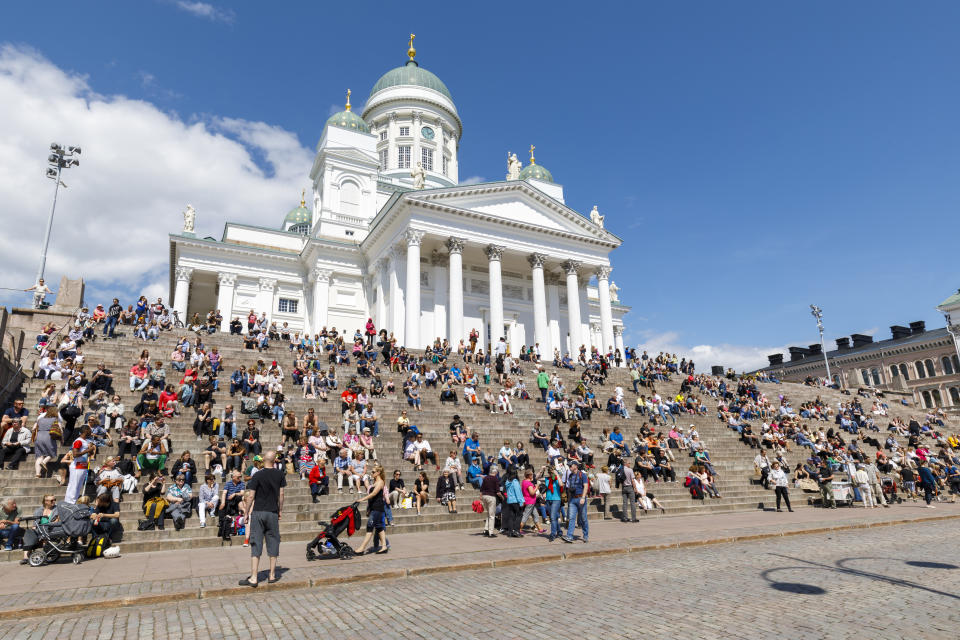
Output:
[168, 38, 628, 357]
[754, 290, 960, 410]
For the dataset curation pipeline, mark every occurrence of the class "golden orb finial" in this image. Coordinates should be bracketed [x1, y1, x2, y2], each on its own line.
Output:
[408, 33, 416, 61]
[300, 188, 306, 207]
[529, 144, 536, 165]
[345, 88, 352, 112]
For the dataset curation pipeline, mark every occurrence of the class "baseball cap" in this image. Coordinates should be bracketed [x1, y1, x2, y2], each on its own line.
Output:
[253, 455, 263, 462]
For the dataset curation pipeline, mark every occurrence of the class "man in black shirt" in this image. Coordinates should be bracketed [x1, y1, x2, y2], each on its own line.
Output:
[240, 450, 285, 587]
[818, 460, 836, 509]
[104, 298, 123, 339]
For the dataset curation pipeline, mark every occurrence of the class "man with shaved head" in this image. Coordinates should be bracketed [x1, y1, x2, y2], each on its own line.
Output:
[239, 449, 285, 587]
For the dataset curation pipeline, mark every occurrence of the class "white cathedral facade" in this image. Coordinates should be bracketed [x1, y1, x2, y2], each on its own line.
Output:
[168, 37, 628, 358]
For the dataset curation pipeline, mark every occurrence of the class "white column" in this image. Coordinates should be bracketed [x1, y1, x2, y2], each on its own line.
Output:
[258, 277, 277, 323]
[547, 277, 561, 359]
[562, 260, 582, 354]
[528, 253, 550, 358]
[389, 245, 405, 345]
[596, 266, 614, 354]
[173, 266, 192, 321]
[404, 229, 424, 348]
[310, 268, 332, 331]
[431, 250, 448, 343]
[590, 322, 602, 350]
[614, 325, 625, 365]
[446, 237, 464, 345]
[216, 272, 236, 332]
[486, 244, 505, 344]
[375, 258, 388, 334]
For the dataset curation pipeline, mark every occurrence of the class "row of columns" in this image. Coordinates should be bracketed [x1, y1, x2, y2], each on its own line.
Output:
[173, 266, 278, 332]
[382, 229, 618, 355]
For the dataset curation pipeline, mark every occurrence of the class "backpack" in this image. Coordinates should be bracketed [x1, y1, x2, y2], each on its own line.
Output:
[615, 464, 626, 486]
[86, 534, 110, 558]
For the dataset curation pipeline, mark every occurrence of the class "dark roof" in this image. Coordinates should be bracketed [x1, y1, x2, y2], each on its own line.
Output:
[756, 326, 949, 372]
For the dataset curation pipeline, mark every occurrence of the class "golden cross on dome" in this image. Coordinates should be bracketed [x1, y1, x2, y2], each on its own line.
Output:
[408, 33, 416, 60]
[529, 144, 536, 165]
[300, 189, 305, 207]
[345, 88, 352, 112]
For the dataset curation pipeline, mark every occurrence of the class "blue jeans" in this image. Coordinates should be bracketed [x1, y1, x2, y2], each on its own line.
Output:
[272, 406, 284, 422]
[361, 419, 379, 437]
[0, 524, 22, 550]
[103, 316, 118, 337]
[547, 500, 562, 539]
[566, 497, 588, 541]
[220, 421, 237, 439]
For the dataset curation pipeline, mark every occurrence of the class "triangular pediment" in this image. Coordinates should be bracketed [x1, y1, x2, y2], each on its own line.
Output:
[405, 181, 619, 245]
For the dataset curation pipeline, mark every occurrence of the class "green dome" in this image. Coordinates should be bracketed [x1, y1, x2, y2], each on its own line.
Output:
[283, 205, 311, 229]
[519, 162, 554, 183]
[326, 109, 370, 134]
[369, 61, 453, 102]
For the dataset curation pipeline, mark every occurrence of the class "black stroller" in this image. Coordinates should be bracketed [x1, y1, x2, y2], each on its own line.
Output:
[25, 501, 92, 567]
[306, 502, 361, 560]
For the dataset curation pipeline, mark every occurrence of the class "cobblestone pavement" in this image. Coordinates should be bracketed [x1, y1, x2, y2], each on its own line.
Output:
[5, 521, 960, 639]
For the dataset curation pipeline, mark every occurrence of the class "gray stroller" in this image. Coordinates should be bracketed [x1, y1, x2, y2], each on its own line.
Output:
[24, 501, 92, 567]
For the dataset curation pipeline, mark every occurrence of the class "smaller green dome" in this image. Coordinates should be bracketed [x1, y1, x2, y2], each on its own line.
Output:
[519, 162, 554, 183]
[283, 205, 311, 229]
[326, 109, 370, 134]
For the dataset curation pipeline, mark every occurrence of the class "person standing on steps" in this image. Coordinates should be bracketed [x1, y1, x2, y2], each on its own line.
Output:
[769, 461, 793, 512]
[754, 449, 771, 490]
[479, 466, 499, 537]
[817, 458, 836, 509]
[354, 466, 389, 554]
[239, 450, 285, 587]
[917, 461, 937, 508]
[620, 462, 637, 522]
[536, 366, 549, 403]
[562, 460, 590, 543]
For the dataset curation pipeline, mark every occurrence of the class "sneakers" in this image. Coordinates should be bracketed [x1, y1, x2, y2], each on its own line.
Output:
[561, 536, 574, 543]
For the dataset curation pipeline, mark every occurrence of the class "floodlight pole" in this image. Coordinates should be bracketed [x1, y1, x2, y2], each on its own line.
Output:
[810, 304, 832, 384]
[36, 143, 79, 284]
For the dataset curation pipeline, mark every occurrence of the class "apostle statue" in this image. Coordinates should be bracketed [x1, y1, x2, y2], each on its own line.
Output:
[506, 152, 521, 181]
[609, 281, 620, 303]
[589, 205, 604, 228]
[183, 204, 196, 233]
[411, 162, 426, 189]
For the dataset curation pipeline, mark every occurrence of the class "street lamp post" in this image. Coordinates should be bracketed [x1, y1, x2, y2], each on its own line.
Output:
[810, 304, 832, 385]
[36, 143, 80, 284]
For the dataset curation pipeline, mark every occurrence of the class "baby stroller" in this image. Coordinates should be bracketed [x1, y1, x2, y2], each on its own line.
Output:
[881, 477, 903, 504]
[25, 501, 92, 567]
[305, 502, 361, 560]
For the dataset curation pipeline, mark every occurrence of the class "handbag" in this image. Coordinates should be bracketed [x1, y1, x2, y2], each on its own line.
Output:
[49, 424, 63, 441]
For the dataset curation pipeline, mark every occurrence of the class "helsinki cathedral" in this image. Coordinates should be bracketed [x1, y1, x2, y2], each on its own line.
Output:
[169, 35, 628, 358]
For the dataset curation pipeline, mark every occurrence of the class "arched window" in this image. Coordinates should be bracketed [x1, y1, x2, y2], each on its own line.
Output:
[931, 389, 942, 406]
[925, 359, 936, 377]
[942, 356, 955, 376]
[953, 355, 960, 372]
[890, 365, 899, 378]
[340, 180, 361, 217]
[899, 363, 910, 380]
[950, 387, 960, 405]
[861, 370, 870, 385]
[870, 368, 881, 385]
[922, 390, 932, 408]
[915, 361, 926, 379]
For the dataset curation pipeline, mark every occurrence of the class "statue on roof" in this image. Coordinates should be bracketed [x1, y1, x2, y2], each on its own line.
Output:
[589, 205, 604, 228]
[506, 152, 521, 181]
[182, 204, 196, 233]
[609, 280, 620, 303]
[411, 161, 426, 189]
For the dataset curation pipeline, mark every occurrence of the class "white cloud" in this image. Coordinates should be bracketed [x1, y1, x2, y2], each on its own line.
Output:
[460, 175, 485, 185]
[625, 329, 792, 373]
[0, 45, 311, 307]
[174, 1, 235, 23]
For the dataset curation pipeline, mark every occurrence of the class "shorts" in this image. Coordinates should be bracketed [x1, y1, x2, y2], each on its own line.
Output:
[366, 510, 385, 533]
[248, 511, 280, 558]
[903, 481, 916, 493]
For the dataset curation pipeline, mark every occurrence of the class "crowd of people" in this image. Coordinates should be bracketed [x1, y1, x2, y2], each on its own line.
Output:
[2, 294, 956, 567]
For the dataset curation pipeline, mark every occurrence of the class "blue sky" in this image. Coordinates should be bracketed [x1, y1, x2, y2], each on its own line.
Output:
[1, 1, 958, 369]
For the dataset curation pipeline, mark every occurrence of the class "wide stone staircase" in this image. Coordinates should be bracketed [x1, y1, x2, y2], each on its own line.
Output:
[2, 327, 935, 560]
